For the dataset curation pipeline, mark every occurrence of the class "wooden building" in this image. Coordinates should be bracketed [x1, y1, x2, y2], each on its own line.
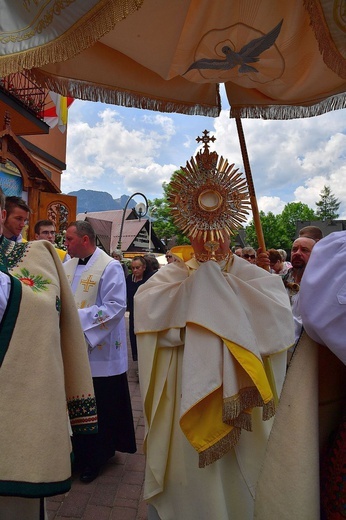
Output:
[0, 72, 76, 240]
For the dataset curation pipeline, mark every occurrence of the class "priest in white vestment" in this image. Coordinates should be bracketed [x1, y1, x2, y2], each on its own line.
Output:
[134, 138, 295, 520]
[64, 220, 136, 483]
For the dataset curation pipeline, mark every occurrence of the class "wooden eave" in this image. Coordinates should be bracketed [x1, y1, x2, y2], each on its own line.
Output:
[0, 127, 60, 193]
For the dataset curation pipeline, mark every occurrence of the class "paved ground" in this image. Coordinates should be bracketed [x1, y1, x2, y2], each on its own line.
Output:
[47, 314, 148, 520]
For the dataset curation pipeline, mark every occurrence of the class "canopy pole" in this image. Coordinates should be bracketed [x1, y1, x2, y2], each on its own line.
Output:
[235, 117, 268, 268]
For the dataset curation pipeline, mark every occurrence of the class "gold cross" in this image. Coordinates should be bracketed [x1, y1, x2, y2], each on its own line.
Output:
[81, 275, 96, 292]
[196, 130, 216, 152]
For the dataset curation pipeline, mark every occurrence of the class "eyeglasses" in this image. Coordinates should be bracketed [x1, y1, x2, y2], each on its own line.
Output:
[243, 254, 255, 259]
[40, 231, 56, 236]
[166, 255, 172, 259]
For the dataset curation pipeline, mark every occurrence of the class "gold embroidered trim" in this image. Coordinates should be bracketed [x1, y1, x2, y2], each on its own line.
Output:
[0, 0, 144, 77]
[199, 427, 241, 468]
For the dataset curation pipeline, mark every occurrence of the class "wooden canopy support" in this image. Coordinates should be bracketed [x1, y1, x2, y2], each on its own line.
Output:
[235, 117, 268, 269]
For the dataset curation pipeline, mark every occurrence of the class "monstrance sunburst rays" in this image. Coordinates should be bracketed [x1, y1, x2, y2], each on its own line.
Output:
[168, 139, 251, 244]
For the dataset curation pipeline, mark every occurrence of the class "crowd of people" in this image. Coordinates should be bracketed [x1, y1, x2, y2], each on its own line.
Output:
[0, 188, 345, 520]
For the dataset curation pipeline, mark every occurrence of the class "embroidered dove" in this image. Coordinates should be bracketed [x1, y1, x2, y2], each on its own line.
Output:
[185, 19, 283, 74]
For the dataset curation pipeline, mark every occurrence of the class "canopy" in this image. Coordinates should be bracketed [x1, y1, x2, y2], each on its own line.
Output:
[1, 0, 345, 120]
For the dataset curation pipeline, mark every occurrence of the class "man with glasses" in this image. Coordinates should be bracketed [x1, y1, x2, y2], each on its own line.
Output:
[34, 219, 70, 262]
[3, 196, 30, 243]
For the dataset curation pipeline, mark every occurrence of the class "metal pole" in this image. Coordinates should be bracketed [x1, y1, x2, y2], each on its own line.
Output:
[148, 208, 152, 252]
[117, 192, 148, 251]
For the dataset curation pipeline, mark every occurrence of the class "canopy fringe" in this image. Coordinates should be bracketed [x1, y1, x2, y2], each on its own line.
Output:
[303, 0, 346, 79]
[31, 69, 221, 117]
[230, 94, 346, 119]
[0, 0, 144, 78]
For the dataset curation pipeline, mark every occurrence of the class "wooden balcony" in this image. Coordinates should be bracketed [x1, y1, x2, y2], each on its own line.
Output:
[0, 71, 49, 136]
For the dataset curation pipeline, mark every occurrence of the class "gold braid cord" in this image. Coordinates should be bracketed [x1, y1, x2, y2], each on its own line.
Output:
[168, 132, 250, 245]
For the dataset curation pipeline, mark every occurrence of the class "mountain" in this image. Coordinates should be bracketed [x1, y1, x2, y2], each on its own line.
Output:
[68, 189, 137, 214]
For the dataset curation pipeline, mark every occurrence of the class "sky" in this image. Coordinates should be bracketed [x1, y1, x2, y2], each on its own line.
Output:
[62, 92, 346, 222]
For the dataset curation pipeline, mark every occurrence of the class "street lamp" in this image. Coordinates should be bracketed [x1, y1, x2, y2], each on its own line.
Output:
[117, 192, 148, 251]
[148, 205, 157, 252]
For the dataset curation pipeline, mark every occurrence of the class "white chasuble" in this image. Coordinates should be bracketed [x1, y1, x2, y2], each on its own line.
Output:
[135, 255, 295, 520]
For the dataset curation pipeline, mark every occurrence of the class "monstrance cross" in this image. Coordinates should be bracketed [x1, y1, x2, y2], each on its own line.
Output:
[196, 130, 216, 152]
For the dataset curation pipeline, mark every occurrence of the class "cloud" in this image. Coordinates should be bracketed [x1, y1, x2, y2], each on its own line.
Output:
[63, 104, 179, 198]
[122, 162, 178, 196]
[212, 109, 346, 216]
[258, 196, 286, 214]
[63, 100, 346, 221]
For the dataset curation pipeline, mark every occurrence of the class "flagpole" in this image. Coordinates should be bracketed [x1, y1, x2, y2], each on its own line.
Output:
[235, 117, 269, 269]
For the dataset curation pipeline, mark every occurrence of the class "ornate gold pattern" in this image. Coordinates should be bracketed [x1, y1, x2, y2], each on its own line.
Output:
[168, 130, 250, 247]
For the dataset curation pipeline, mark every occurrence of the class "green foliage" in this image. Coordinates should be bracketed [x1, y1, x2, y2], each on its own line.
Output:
[315, 185, 340, 221]
[149, 171, 190, 246]
[279, 202, 317, 243]
[55, 232, 67, 251]
[150, 171, 340, 252]
[245, 202, 317, 249]
[245, 211, 290, 249]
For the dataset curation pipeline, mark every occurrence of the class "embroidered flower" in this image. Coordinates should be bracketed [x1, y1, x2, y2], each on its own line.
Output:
[92, 310, 109, 329]
[14, 268, 51, 292]
[21, 277, 34, 287]
[115, 340, 121, 349]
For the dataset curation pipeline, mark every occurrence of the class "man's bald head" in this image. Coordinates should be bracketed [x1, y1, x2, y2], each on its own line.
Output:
[291, 237, 316, 269]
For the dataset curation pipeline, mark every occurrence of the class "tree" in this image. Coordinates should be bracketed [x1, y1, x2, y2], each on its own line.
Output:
[150, 171, 190, 246]
[315, 185, 340, 221]
[245, 201, 317, 249]
[245, 211, 290, 249]
[278, 202, 317, 244]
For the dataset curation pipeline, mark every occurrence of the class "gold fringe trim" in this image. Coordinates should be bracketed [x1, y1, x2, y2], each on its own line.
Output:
[199, 427, 241, 468]
[223, 386, 276, 426]
[0, 0, 144, 78]
[30, 70, 221, 117]
[230, 93, 346, 120]
[262, 397, 276, 421]
[303, 0, 346, 79]
[230, 411, 252, 432]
